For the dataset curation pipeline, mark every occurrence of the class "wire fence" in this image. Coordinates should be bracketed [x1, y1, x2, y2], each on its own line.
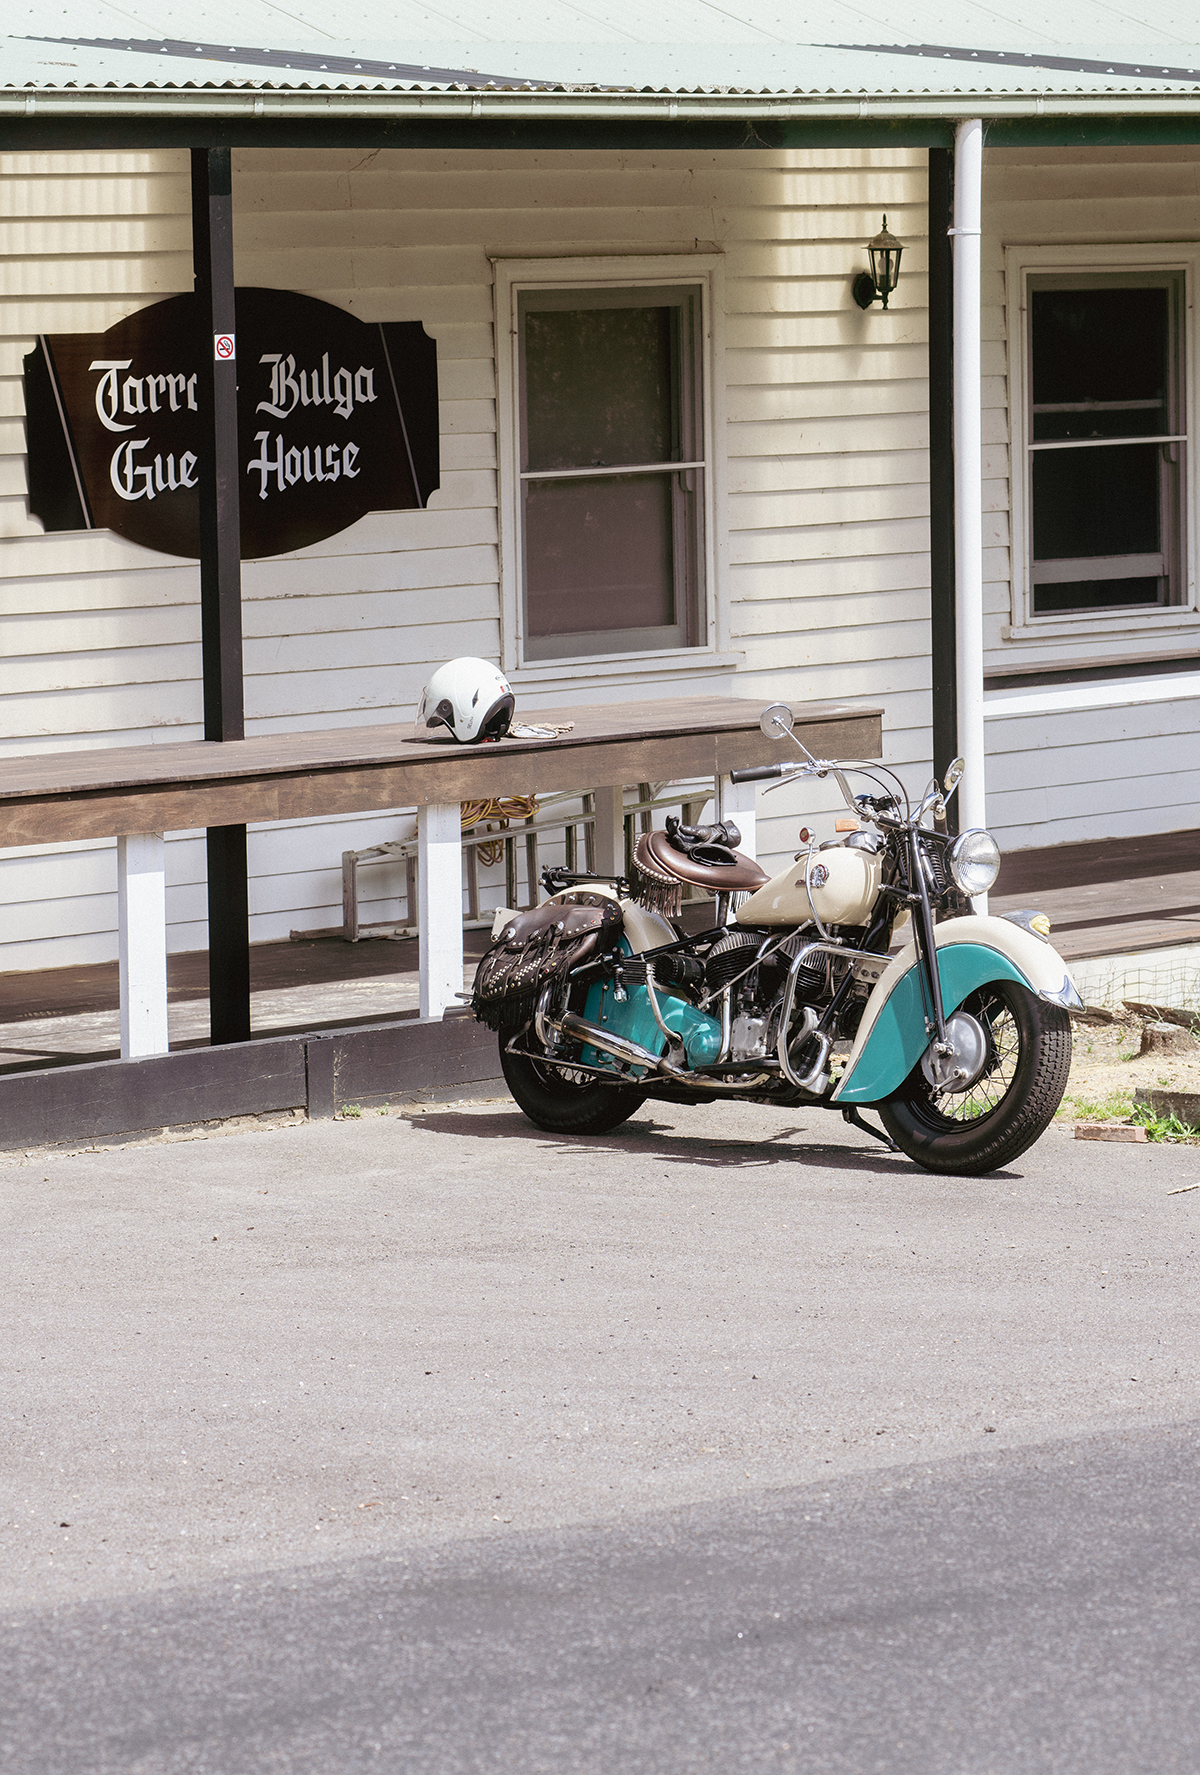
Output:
[1071, 946, 1200, 1016]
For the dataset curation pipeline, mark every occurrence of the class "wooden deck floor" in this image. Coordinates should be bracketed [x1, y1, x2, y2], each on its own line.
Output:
[990, 828, 1200, 961]
[0, 828, 1195, 1075]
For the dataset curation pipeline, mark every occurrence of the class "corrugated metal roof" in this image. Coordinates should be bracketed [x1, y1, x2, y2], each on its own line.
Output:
[3, 0, 1199, 102]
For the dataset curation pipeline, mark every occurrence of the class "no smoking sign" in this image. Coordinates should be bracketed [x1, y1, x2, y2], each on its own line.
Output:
[213, 333, 236, 361]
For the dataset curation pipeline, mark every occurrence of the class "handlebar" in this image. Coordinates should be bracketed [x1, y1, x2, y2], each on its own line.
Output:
[729, 762, 799, 784]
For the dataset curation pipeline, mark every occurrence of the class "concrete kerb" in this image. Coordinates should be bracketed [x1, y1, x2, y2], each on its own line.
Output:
[0, 1013, 506, 1154]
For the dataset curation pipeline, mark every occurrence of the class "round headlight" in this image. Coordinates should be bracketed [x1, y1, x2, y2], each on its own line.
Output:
[949, 828, 1001, 897]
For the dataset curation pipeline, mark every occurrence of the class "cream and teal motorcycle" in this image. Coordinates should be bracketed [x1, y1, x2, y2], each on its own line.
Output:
[472, 704, 1080, 1176]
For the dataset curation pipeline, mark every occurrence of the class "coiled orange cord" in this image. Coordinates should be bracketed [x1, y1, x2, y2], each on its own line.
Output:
[461, 795, 539, 866]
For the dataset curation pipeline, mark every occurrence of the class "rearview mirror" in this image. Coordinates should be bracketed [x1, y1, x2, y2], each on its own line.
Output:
[760, 703, 795, 741]
[943, 756, 965, 794]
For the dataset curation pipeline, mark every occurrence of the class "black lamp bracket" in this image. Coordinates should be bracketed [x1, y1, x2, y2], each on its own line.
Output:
[852, 271, 880, 309]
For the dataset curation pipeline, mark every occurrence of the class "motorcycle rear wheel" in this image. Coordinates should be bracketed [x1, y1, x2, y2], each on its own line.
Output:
[877, 981, 1071, 1176]
[500, 1043, 648, 1135]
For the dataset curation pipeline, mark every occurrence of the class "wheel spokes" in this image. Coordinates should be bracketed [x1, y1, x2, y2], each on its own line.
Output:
[927, 992, 1020, 1124]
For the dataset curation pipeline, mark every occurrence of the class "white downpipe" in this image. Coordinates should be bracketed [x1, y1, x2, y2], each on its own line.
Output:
[952, 118, 987, 904]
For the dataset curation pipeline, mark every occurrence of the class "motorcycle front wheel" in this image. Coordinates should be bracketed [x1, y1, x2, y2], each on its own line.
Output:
[500, 1043, 648, 1135]
[877, 981, 1071, 1176]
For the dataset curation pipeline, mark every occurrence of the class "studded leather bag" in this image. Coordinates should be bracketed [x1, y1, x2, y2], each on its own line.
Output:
[471, 894, 624, 1035]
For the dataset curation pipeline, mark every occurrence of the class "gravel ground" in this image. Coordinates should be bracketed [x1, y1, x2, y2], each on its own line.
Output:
[1061, 1014, 1200, 1127]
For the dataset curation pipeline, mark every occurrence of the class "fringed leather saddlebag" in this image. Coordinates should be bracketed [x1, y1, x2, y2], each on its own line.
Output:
[471, 894, 624, 1036]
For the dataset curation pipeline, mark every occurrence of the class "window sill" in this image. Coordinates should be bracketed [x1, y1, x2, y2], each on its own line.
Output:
[1001, 606, 1200, 644]
[985, 666, 1200, 720]
[509, 647, 743, 687]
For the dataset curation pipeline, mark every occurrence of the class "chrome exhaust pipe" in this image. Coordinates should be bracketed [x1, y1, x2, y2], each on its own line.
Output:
[557, 1009, 664, 1072]
[549, 1009, 769, 1093]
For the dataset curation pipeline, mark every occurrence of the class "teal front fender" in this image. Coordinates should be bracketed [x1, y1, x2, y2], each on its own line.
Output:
[834, 943, 1032, 1105]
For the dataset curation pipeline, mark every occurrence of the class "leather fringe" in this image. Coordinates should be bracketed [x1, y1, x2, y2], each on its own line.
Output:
[628, 862, 683, 918]
[629, 834, 684, 917]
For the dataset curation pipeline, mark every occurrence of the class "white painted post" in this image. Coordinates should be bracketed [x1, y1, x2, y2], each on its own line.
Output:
[117, 832, 169, 1060]
[953, 117, 988, 910]
[718, 774, 757, 862]
[591, 785, 626, 880]
[418, 801, 464, 1020]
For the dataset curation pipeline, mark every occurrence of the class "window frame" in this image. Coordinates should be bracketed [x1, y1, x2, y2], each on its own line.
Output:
[1005, 242, 1200, 644]
[494, 254, 727, 681]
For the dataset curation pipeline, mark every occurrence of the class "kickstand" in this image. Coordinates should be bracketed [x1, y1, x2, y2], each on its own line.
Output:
[842, 1106, 898, 1152]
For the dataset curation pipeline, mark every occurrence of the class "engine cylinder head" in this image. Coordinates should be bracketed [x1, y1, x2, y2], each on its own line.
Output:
[776, 930, 829, 1002]
[705, 929, 760, 992]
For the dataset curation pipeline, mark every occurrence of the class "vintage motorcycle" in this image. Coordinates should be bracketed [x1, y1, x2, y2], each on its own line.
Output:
[470, 704, 1082, 1175]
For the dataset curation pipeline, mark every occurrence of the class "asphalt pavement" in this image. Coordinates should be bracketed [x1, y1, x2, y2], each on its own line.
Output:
[2, 1098, 1198, 1771]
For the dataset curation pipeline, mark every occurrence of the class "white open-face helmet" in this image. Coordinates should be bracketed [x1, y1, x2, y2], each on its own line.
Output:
[416, 657, 515, 744]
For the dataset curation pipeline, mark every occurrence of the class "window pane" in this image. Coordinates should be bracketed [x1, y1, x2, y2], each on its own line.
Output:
[1032, 442, 1161, 560]
[1034, 576, 1164, 613]
[524, 474, 678, 637]
[1032, 288, 1169, 442]
[523, 307, 674, 471]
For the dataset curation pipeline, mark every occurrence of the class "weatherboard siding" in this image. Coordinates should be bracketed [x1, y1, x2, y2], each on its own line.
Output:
[980, 147, 1200, 853]
[1, 144, 935, 971]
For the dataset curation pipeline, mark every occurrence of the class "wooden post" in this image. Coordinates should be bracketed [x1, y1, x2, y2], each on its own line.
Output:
[952, 119, 987, 852]
[117, 833, 169, 1060]
[191, 146, 250, 1045]
[718, 774, 757, 860]
[206, 825, 250, 1041]
[418, 802, 463, 1019]
[928, 143, 959, 832]
[341, 850, 360, 941]
[591, 785, 625, 880]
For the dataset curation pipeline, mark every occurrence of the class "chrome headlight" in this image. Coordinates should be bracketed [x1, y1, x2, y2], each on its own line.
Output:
[948, 828, 1001, 897]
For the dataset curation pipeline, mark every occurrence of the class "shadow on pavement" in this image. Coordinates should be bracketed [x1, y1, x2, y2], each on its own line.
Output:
[408, 1104, 915, 1178]
[5, 1419, 1198, 1775]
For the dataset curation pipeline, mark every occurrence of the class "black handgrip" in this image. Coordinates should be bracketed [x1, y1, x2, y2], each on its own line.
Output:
[729, 763, 787, 784]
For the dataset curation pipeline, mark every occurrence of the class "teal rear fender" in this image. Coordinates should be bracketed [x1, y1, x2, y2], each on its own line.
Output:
[833, 916, 1080, 1107]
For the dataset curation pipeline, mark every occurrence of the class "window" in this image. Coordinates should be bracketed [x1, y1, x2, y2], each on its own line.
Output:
[497, 260, 720, 670]
[1023, 272, 1186, 618]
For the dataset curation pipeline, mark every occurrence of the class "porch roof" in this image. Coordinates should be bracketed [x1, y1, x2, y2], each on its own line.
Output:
[4, 0, 1200, 122]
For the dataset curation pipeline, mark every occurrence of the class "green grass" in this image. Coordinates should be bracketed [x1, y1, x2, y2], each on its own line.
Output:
[1130, 1103, 1200, 1143]
[1058, 1089, 1132, 1122]
[1059, 1088, 1199, 1142]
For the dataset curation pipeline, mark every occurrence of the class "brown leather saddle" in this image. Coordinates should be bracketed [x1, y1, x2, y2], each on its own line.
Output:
[637, 828, 767, 892]
[630, 823, 768, 914]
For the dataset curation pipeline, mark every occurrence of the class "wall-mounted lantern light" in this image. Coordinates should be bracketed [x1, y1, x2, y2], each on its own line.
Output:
[852, 216, 904, 310]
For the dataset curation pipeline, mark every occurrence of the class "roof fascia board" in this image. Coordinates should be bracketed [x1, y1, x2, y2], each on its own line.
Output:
[2, 93, 1200, 154]
[0, 112, 954, 152]
[985, 114, 1200, 146]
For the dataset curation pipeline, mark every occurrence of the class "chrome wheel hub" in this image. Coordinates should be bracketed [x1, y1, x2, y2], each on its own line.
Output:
[921, 1011, 990, 1095]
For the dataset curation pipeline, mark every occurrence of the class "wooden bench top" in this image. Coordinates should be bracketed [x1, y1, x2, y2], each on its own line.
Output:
[0, 696, 883, 846]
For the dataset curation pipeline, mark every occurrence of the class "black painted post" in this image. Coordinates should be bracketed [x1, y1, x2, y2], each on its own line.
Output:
[191, 147, 251, 1044]
[928, 145, 959, 831]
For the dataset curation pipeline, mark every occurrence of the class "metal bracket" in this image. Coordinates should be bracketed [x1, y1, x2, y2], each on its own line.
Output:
[841, 1106, 898, 1152]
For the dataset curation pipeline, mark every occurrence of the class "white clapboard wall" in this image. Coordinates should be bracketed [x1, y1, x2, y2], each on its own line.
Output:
[1, 144, 935, 972]
[6, 145, 1198, 976]
[981, 147, 1200, 854]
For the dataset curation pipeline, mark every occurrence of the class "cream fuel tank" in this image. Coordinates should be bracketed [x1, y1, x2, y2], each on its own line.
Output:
[736, 837, 883, 928]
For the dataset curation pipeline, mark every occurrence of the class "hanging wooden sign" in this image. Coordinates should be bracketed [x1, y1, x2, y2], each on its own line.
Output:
[23, 288, 439, 559]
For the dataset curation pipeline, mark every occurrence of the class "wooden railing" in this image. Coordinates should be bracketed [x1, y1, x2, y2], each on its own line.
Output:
[0, 696, 882, 1058]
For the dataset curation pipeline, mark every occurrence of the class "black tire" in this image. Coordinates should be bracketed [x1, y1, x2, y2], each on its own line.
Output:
[499, 1043, 648, 1135]
[877, 981, 1072, 1176]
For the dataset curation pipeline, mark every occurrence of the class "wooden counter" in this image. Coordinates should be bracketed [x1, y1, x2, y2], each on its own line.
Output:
[0, 697, 882, 847]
